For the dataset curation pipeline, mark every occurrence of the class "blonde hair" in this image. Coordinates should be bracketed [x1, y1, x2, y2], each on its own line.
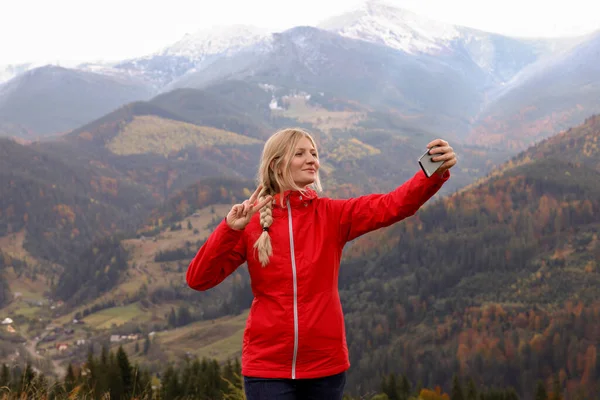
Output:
[253, 128, 322, 266]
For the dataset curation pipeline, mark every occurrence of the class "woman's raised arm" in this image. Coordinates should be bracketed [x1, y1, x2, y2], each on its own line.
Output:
[331, 139, 455, 244]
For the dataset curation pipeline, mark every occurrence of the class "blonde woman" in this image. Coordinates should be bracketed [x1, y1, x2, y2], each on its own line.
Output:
[187, 128, 456, 399]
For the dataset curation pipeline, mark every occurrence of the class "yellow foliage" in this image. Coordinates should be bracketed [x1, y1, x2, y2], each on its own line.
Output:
[584, 261, 596, 273]
[327, 138, 381, 162]
[78, 131, 93, 140]
[419, 387, 450, 400]
[106, 116, 260, 156]
[53, 204, 76, 224]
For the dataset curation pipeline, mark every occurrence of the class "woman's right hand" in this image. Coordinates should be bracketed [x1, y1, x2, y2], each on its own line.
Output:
[226, 186, 273, 231]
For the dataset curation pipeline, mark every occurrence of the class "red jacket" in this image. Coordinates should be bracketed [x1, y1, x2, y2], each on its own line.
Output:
[186, 169, 449, 379]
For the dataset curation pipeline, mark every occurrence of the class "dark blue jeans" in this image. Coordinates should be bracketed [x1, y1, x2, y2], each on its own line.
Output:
[243, 371, 347, 400]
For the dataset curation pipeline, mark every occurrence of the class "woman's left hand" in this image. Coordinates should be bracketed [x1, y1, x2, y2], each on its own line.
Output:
[427, 139, 457, 176]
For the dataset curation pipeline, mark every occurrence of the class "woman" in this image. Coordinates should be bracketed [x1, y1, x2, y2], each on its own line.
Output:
[186, 128, 456, 399]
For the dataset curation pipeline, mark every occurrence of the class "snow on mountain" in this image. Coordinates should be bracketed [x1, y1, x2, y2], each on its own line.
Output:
[318, 0, 460, 54]
[112, 24, 274, 89]
[158, 24, 271, 60]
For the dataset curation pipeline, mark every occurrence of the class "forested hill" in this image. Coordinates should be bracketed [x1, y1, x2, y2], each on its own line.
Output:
[338, 115, 600, 398]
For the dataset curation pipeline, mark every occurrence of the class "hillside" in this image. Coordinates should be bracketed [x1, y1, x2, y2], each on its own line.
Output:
[0, 178, 257, 377]
[0, 66, 153, 139]
[0, 138, 155, 267]
[337, 115, 600, 396]
[1, 114, 598, 398]
[470, 32, 600, 150]
[47, 99, 266, 198]
[150, 82, 275, 139]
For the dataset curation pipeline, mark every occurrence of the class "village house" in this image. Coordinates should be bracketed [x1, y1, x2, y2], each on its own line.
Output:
[110, 335, 121, 343]
[56, 343, 69, 352]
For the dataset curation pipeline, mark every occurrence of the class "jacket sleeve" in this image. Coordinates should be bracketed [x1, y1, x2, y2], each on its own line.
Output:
[186, 218, 247, 291]
[332, 169, 450, 244]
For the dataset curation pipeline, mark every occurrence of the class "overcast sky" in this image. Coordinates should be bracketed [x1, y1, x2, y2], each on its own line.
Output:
[2, 0, 599, 65]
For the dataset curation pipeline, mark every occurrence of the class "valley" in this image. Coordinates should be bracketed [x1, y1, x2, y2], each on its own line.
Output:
[1, 1, 600, 398]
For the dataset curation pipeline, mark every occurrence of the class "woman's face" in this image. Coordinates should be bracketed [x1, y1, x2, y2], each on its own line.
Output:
[287, 137, 319, 189]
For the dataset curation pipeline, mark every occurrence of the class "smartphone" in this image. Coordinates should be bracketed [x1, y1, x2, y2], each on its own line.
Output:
[418, 146, 444, 178]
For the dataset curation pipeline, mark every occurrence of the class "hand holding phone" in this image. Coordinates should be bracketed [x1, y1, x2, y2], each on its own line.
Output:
[418, 145, 444, 178]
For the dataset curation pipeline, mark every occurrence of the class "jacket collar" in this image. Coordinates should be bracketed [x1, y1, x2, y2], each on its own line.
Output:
[272, 187, 318, 208]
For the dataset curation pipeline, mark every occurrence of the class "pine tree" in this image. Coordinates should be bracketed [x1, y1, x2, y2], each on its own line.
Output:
[168, 307, 177, 327]
[399, 374, 411, 399]
[84, 347, 96, 394]
[551, 374, 562, 400]
[32, 373, 48, 394]
[535, 380, 548, 400]
[140, 369, 153, 398]
[451, 375, 465, 400]
[108, 351, 124, 400]
[117, 346, 133, 397]
[161, 365, 181, 399]
[100, 345, 108, 366]
[383, 373, 399, 400]
[19, 364, 35, 394]
[223, 359, 236, 392]
[415, 379, 423, 397]
[208, 359, 222, 398]
[177, 305, 192, 327]
[233, 357, 241, 376]
[143, 334, 151, 355]
[64, 363, 76, 394]
[0, 363, 10, 387]
[466, 377, 478, 400]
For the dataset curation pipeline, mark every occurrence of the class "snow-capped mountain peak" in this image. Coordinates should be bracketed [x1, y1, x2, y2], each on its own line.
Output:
[158, 24, 272, 61]
[318, 0, 459, 54]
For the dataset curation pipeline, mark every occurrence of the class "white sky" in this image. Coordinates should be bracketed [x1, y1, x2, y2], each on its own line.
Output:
[2, 0, 599, 65]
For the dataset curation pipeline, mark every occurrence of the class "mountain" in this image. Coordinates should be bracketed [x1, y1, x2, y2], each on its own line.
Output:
[0, 65, 153, 139]
[3, 2, 592, 154]
[149, 81, 275, 139]
[337, 115, 600, 395]
[319, 0, 461, 55]
[168, 25, 490, 138]
[114, 25, 272, 89]
[319, 0, 582, 93]
[66, 78, 499, 199]
[50, 98, 265, 198]
[470, 30, 600, 150]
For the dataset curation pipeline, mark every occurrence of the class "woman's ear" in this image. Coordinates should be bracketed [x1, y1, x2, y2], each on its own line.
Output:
[270, 159, 283, 175]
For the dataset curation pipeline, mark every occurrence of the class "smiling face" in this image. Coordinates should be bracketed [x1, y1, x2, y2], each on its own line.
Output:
[288, 137, 320, 189]
[259, 129, 322, 197]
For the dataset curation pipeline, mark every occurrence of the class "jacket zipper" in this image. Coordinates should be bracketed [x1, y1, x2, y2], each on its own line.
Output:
[286, 199, 299, 379]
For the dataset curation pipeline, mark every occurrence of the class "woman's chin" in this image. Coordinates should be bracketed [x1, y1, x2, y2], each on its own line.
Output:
[295, 179, 315, 188]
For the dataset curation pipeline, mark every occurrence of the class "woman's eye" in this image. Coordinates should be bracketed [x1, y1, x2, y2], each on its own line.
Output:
[295, 153, 302, 156]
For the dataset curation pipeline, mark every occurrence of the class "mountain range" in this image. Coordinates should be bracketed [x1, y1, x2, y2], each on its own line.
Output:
[1, 0, 600, 397]
[0, 0, 597, 152]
